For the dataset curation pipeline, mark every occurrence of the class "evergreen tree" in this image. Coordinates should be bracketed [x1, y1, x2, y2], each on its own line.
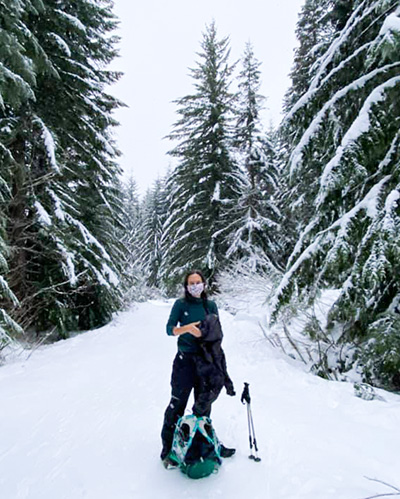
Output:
[161, 22, 240, 289]
[122, 175, 141, 243]
[273, 0, 400, 389]
[1, 0, 125, 338]
[119, 175, 143, 301]
[278, 0, 335, 267]
[227, 43, 280, 269]
[0, 0, 54, 340]
[137, 177, 168, 288]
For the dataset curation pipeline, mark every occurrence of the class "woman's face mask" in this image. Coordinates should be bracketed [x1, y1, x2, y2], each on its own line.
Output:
[187, 282, 204, 298]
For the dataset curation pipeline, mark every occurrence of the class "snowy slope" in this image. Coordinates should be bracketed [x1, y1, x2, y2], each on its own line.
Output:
[1, 300, 399, 499]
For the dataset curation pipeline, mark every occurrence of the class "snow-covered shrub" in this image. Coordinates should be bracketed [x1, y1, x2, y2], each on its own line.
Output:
[216, 258, 279, 314]
[359, 314, 400, 390]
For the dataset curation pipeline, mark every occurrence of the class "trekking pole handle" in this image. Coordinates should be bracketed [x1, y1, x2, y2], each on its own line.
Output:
[241, 382, 251, 405]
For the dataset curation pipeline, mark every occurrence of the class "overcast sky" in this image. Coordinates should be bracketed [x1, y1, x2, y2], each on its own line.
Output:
[110, 0, 305, 194]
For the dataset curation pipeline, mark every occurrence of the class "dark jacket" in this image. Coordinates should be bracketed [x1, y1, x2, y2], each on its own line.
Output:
[198, 314, 235, 396]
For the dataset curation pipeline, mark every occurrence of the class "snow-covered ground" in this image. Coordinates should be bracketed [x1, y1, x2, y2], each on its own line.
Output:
[1, 300, 399, 499]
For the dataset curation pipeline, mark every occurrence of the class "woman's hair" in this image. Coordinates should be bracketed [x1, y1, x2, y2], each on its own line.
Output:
[183, 269, 207, 301]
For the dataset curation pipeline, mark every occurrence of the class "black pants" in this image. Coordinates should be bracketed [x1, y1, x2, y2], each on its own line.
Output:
[160, 351, 221, 459]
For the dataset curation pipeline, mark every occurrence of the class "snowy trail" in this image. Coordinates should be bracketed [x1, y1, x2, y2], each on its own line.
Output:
[1, 300, 400, 499]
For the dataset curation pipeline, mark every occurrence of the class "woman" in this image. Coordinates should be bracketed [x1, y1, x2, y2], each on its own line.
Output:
[160, 270, 235, 465]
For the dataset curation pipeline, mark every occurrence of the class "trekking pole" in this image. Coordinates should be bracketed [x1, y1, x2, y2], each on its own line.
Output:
[241, 382, 261, 462]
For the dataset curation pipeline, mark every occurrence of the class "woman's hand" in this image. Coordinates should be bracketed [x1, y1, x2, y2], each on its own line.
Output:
[186, 321, 202, 337]
[173, 321, 202, 337]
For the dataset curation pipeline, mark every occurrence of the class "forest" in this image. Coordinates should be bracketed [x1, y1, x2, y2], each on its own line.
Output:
[1, 0, 400, 391]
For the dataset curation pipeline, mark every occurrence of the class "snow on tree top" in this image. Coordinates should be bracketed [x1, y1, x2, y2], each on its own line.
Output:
[55, 10, 86, 32]
[384, 189, 400, 213]
[34, 201, 52, 226]
[56, 242, 77, 287]
[48, 33, 72, 57]
[379, 9, 400, 36]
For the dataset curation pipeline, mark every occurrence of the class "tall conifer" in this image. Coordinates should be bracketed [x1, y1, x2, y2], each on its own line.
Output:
[274, 0, 400, 388]
[228, 43, 280, 269]
[137, 177, 168, 288]
[119, 175, 143, 301]
[0, 0, 54, 340]
[161, 22, 239, 289]
[1, 0, 125, 337]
